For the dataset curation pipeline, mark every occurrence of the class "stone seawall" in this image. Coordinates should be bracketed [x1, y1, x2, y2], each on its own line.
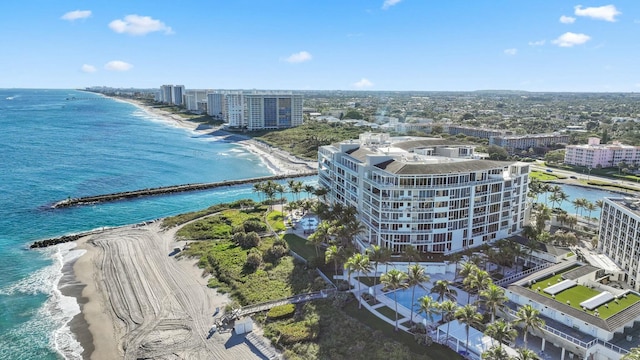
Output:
[51, 171, 318, 209]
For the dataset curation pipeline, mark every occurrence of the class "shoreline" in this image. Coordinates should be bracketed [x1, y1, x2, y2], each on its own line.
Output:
[114, 96, 317, 176]
[62, 220, 274, 359]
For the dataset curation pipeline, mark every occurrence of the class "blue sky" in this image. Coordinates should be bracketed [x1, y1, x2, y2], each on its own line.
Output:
[1, 1, 638, 91]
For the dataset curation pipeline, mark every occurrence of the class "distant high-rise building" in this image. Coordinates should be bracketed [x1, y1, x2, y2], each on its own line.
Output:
[244, 92, 303, 131]
[171, 85, 185, 106]
[160, 85, 173, 104]
[207, 93, 225, 119]
[226, 93, 245, 128]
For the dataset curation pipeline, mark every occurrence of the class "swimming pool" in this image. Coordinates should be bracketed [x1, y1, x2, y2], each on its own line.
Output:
[384, 286, 443, 323]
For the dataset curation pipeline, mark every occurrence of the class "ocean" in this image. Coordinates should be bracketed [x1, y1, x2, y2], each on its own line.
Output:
[0, 89, 305, 359]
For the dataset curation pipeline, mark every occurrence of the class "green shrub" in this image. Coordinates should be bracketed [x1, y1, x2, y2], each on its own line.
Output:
[245, 249, 263, 272]
[265, 244, 288, 263]
[244, 219, 266, 233]
[267, 304, 296, 320]
[240, 232, 261, 249]
[278, 321, 318, 344]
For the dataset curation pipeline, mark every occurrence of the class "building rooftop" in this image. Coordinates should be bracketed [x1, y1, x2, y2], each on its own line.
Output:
[511, 264, 640, 332]
[608, 197, 640, 218]
[374, 158, 513, 175]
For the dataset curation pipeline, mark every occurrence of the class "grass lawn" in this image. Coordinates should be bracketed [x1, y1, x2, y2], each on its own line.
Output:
[283, 233, 318, 260]
[376, 305, 401, 321]
[267, 210, 286, 232]
[530, 170, 567, 181]
[344, 301, 462, 359]
[528, 267, 640, 318]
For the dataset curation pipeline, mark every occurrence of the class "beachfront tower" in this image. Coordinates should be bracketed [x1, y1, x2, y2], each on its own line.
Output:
[244, 92, 303, 131]
[318, 133, 530, 254]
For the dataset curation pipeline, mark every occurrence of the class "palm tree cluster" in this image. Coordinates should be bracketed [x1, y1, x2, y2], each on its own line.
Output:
[252, 179, 325, 216]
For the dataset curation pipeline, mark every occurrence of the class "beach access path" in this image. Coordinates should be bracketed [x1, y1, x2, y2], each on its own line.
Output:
[74, 221, 271, 360]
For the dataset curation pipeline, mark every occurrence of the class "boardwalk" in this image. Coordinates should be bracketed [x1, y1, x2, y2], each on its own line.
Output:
[52, 171, 317, 208]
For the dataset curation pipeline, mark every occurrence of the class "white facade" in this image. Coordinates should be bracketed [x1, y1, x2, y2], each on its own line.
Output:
[244, 93, 303, 131]
[207, 93, 225, 119]
[160, 85, 173, 104]
[599, 198, 640, 291]
[564, 137, 640, 168]
[171, 85, 185, 106]
[226, 93, 245, 128]
[318, 133, 530, 254]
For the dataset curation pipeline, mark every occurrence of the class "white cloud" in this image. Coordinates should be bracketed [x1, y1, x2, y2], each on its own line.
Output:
[382, 0, 402, 10]
[61, 10, 91, 21]
[108, 15, 173, 36]
[560, 15, 576, 24]
[504, 48, 517, 56]
[284, 51, 312, 63]
[552, 32, 591, 47]
[353, 78, 374, 89]
[528, 40, 546, 46]
[574, 5, 621, 22]
[104, 60, 133, 71]
[81, 64, 96, 73]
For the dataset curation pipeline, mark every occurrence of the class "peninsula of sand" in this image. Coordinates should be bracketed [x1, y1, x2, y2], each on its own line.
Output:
[59, 99, 314, 359]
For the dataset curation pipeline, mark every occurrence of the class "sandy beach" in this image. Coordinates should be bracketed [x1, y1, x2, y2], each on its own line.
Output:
[58, 97, 316, 359]
[66, 221, 275, 360]
[114, 96, 317, 176]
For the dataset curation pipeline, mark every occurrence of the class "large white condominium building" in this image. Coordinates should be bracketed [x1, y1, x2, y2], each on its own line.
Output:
[564, 137, 640, 168]
[489, 133, 570, 153]
[318, 133, 530, 254]
[159, 85, 185, 106]
[207, 93, 225, 119]
[225, 93, 245, 128]
[599, 197, 640, 290]
[244, 92, 303, 131]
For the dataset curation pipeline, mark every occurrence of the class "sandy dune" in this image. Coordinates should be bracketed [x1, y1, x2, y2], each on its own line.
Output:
[75, 222, 268, 360]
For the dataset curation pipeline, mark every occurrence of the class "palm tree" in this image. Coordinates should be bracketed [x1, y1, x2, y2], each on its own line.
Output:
[431, 279, 457, 302]
[449, 252, 463, 279]
[366, 245, 385, 296]
[417, 295, 439, 342]
[459, 261, 479, 282]
[407, 264, 430, 325]
[345, 253, 372, 309]
[485, 319, 517, 350]
[381, 269, 409, 331]
[482, 345, 510, 360]
[514, 304, 545, 349]
[307, 222, 330, 256]
[325, 244, 343, 278]
[464, 268, 492, 304]
[479, 283, 508, 322]
[252, 182, 264, 202]
[437, 300, 458, 345]
[514, 348, 541, 360]
[455, 304, 483, 354]
[404, 244, 421, 266]
[585, 201, 596, 225]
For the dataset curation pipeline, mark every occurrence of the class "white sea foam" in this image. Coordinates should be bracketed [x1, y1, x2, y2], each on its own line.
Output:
[0, 243, 85, 359]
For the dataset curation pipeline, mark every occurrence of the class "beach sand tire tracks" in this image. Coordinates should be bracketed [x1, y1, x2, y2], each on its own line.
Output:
[87, 224, 264, 359]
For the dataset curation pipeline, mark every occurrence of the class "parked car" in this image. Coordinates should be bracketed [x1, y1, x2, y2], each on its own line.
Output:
[546, 169, 553, 173]
[570, 175, 577, 179]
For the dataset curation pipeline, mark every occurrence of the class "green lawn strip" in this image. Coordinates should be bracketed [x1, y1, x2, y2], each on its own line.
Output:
[530, 170, 567, 181]
[343, 301, 462, 359]
[267, 210, 286, 232]
[376, 305, 401, 321]
[283, 233, 318, 260]
[357, 276, 379, 287]
[528, 269, 640, 318]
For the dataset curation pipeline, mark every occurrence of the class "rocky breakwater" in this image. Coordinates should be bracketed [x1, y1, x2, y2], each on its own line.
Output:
[31, 233, 87, 248]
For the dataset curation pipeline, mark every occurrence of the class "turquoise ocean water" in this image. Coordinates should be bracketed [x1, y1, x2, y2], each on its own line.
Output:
[0, 89, 305, 360]
[0, 89, 619, 360]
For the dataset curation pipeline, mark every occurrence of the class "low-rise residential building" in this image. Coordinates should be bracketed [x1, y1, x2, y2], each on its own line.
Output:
[564, 138, 640, 168]
[506, 262, 640, 359]
[489, 133, 570, 153]
[318, 133, 529, 254]
[445, 125, 505, 139]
